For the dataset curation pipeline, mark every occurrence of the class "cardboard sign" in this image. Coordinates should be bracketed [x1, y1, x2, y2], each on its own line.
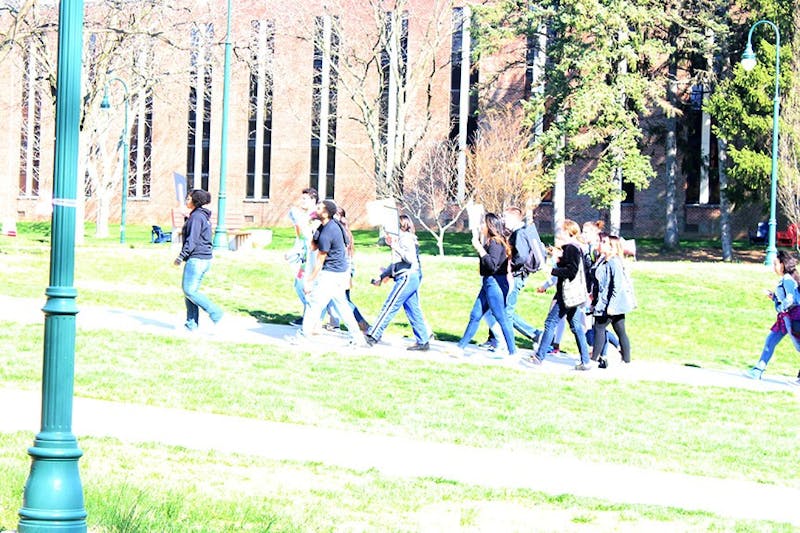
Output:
[366, 198, 399, 237]
[466, 200, 484, 235]
[173, 172, 187, 205]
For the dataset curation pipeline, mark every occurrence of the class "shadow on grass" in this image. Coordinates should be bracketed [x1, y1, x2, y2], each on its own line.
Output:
[241, 309, 300, 325]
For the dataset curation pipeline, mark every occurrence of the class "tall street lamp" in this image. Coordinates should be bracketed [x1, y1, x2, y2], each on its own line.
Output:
[741, 19, 781, 266]
[101, 77, 130, 244]
[18, 0, 88, 530]
[213, 0, 232, 250]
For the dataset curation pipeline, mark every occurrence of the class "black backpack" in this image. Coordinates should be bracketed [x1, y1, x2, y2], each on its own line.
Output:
[520, 224, 547, 275]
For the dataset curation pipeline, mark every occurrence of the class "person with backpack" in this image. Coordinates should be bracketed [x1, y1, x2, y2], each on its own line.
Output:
[746, 250, 800, 379]
[452, 212, 518, 357]
[479, 206, 545, 354]
[365, 215, 431, 350]
[286, 199, 370, 348]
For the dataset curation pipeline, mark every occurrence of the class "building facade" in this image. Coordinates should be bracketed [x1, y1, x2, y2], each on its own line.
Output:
[0, 1, 761, 238]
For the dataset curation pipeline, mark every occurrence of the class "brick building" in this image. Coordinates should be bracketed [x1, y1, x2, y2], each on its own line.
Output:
[0, 1, 760, 238]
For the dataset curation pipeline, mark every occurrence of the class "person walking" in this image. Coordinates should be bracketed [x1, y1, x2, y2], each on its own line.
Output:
[590, 234, 635, 367]
[746, 250, 800, 379]
[333, 206, 370, 333]
[285, 187, 319, 326]
[528, 219, 591, 369]
[365, 215, 431, 350]
[173, 189, 223, 331]
[288, 200, 369, 348]
[454, 213, 517, 357]
[480, 206, 544, 352]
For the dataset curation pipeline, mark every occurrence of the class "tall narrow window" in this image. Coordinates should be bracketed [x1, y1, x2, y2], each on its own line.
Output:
[129, 89, 153, 198]
[379, 11, 409, 187]
[19, 40, 41, 198]
[450, 6, 479, 201]
[524, 19, 547, 141]
[310, 15, 339, 199]
[684, 85, 719, 205]
[246, 19, 274, 200]
[187, 24, 213, 191]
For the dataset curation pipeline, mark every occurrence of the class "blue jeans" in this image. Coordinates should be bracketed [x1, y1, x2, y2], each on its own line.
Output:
[294, 274, 308, 311]
[459, 275, 516, 354]
[484, 275, 539, 342]
[182, 258, 223, 328]
[585, 328, 620, 357]
[326, 290, 366, 326]
[302, 270, 364, 342]
[368, 271, 429, 344]
[536, 298, 590, 364]
[759, 315, 800, 366]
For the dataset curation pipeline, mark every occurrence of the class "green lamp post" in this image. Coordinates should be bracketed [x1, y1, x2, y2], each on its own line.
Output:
[18, 0, 87, 531]
[213, 0, 233, 250]
[741, 19, 781, 266]
[101, 77, 130, 245]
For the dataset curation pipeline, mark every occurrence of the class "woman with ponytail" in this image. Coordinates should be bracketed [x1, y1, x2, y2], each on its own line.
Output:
[747, 250, 800, 379]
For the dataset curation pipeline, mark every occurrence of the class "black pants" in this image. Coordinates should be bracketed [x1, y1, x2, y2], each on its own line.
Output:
[592, 314, 631, 363]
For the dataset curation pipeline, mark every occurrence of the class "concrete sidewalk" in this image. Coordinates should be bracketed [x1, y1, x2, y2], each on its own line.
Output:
[1, 387, 799, 526]
[1, 295, 798, 391]
[2, 294, 799, 526]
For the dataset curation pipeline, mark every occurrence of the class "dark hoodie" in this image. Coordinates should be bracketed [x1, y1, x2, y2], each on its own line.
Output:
[178, 206, 213, 261]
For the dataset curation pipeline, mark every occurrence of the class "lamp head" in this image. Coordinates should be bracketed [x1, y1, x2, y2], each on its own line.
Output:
[741, 43, 757, 71]
[100, 86, 111, 109]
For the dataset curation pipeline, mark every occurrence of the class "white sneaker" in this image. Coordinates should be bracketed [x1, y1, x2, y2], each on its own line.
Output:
[346, 338, 370, 349]
[744, 367, 764, 380]
[448, 346, 467, 358]
[483, 348, 507, 360]
[285, 333, 307, 346]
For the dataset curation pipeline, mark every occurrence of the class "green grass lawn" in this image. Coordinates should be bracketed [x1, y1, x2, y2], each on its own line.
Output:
[0, 223, 798, 531]
[3, 433, 789, 533]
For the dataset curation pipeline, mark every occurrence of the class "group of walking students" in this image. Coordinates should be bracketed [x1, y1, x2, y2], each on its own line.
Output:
[172, 186, 637, 368]
[272, 187, 637, 369]
[172, 186, 800, 381]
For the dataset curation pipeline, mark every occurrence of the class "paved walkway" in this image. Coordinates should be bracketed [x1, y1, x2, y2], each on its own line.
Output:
[1, 295, 799, 526]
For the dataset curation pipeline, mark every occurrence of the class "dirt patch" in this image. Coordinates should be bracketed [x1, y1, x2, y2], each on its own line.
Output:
[637, 247, 764, 263]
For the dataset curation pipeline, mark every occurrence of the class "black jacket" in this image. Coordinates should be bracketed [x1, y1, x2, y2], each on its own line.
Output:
[178, 207, 213, 261]
[479, 239, 509, 277]
[551, 243, 582, 298]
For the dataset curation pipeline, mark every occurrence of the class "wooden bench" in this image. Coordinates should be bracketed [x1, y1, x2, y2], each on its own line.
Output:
[171, 207, 251, 250]
[218, 212, 251, 250]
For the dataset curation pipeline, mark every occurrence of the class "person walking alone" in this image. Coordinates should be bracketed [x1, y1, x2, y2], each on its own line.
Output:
[173, 189, 223, 331]
[746, 250, 800, 379]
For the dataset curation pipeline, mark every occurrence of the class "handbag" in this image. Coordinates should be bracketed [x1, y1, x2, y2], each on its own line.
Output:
[562, 258, 588, 308]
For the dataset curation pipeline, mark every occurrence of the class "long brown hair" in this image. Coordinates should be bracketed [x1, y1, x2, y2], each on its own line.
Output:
[336, 206, 355, 257]
[485, 212, 511, 257]
[562, 219, 582, 243]
[399, 214, 415, 234]
[777, 250, 800, 285]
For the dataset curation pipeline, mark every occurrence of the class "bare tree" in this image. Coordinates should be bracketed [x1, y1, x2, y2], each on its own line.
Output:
[3, 0, 198, 238]
[402, 140, 467, 256]
[284, 0, 455, 199]
[466, 104, 547, 214]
